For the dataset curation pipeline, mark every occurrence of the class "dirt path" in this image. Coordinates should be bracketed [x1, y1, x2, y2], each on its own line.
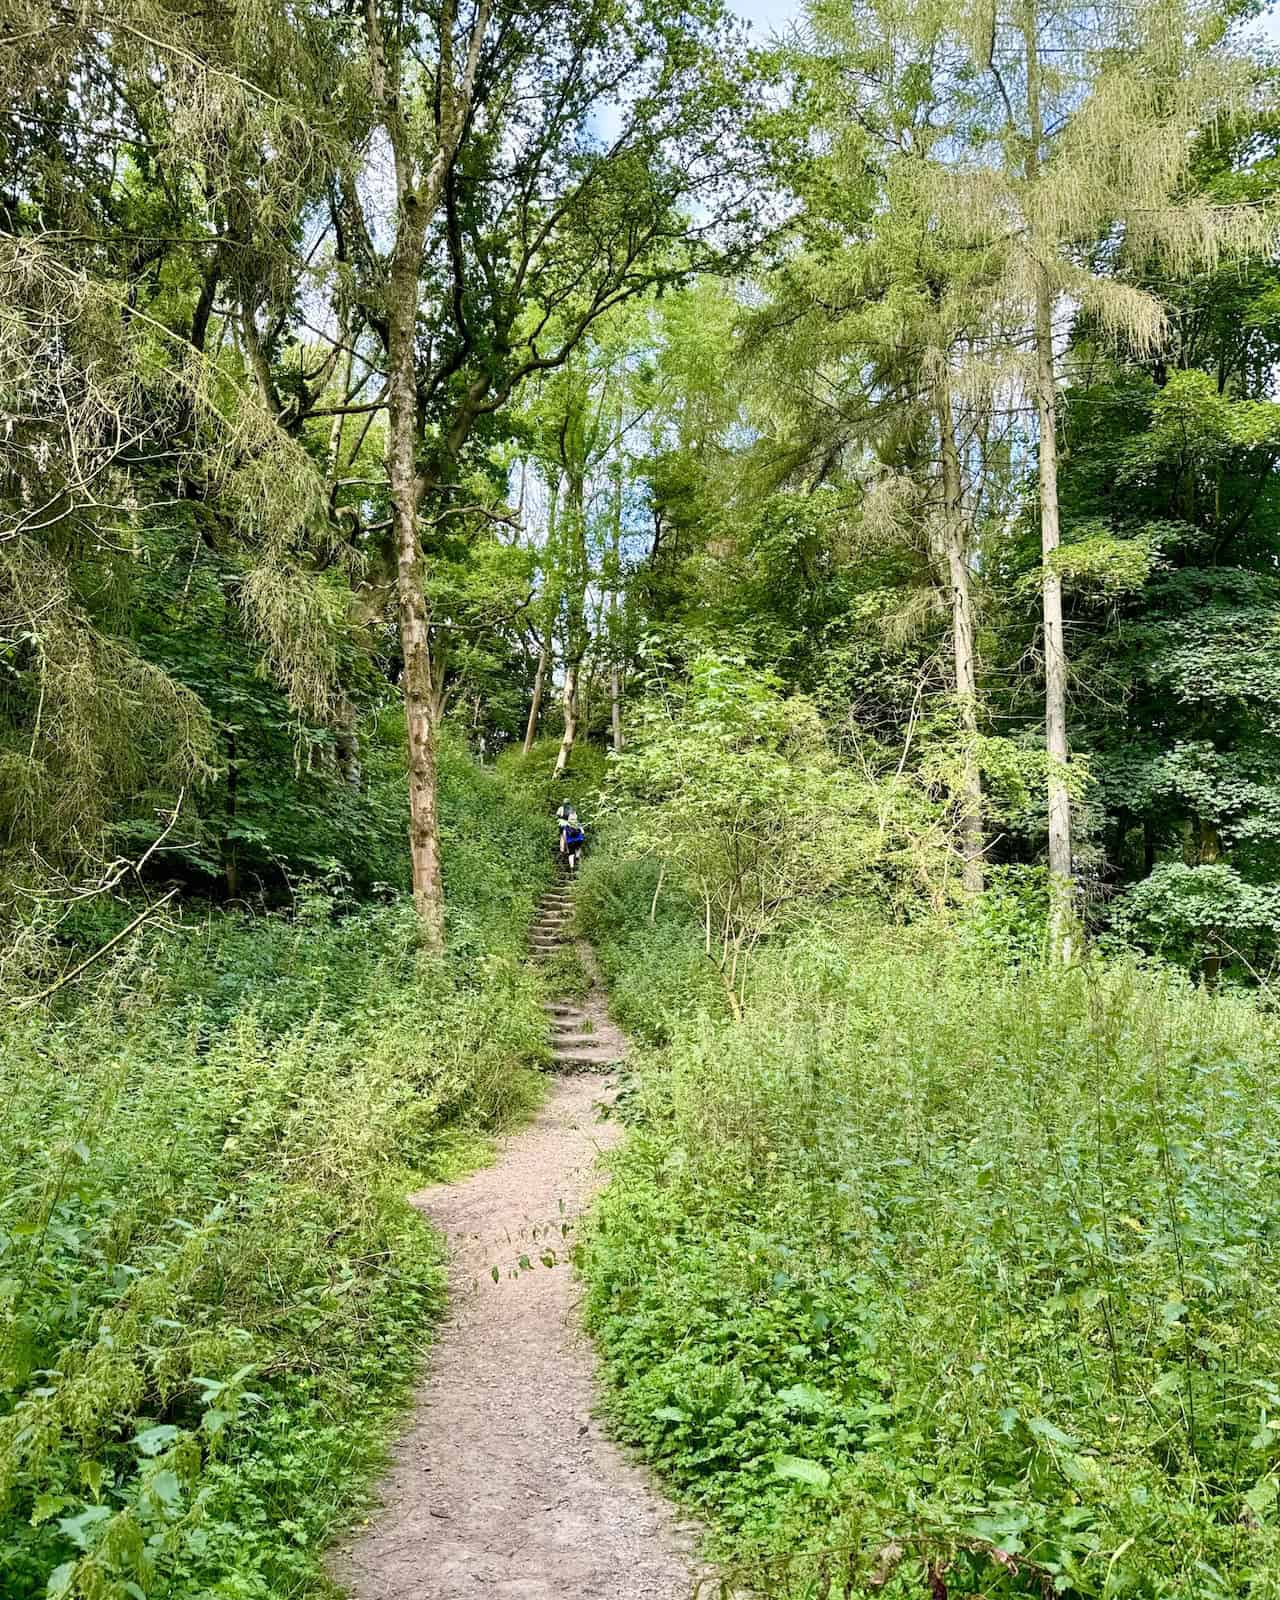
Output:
[331, 889, 699, 1600]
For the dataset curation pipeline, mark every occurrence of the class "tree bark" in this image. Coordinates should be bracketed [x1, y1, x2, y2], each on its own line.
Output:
[334, 692, 362, 790]
[1024, 7, 1074, 960]
[553, 660, 579, 777]
[365, 0, 489, 950]
[552, 466, 587, 777]
[608, 458, 624, 754]
[610, 662, 623, 754]
[523, 474, 560, 757]
[222, 726, 240, 900]
[522, 633, 550, 756]
[935, 379, 983, 894]
[387, 238, 446, 946]
[1033, 269, 1073, 956]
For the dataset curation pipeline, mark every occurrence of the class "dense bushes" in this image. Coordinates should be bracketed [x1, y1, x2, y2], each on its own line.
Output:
[0, 743, 550, 1600]
[579, 856, 1280, 1598]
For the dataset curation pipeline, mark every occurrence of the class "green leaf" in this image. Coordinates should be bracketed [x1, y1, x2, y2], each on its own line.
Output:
[1027, 1415, 1079, 1449]
[57, 1505, 112, 1549]
[30, 1492, 73, 1526]
[46, 1563, 76, 1599]
[133, 1424, 181, 1456]
[147, 1468, 182, 1508]
[775, 1383, 830, 1414]
[652, 1405, 688, 1423]
[774, 1455, 831, 1490]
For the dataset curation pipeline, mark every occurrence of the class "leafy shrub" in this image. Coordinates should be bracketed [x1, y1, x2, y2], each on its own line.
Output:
[0, 748, 550, 1599]
[600, 656, 951, 1012]
[1112, 861, 1280, 977]
[574, 851, 723, 1044]
[581, 857, 1280, 1598]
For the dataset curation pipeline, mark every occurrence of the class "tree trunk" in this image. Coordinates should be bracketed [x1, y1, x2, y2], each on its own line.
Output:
[334, 692, 362, 790]
[1034, 270, 1073, 959]
[222, 726, 240, 900]
[1024, 8, 1074, 960]
[522, 633, 549, 756]
[552, 466, 587, 777]
[935, 380, 983, 894]
[553, 659, 579, 777]
[608, 458, 624, 755]
[611, 663, 623, 754]
[523, 474, 560, 757]
[364, 0, 489, 950]
[388, 255, 446, 949]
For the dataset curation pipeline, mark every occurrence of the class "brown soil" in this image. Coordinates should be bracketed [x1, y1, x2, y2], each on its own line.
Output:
[330, 890, 700, 1600]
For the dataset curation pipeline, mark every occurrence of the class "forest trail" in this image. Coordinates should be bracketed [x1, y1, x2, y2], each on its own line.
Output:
[331, 885, 700, 1600]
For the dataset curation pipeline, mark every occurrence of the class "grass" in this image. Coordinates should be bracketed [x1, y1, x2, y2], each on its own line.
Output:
[576, 852, 1280, 1600]
[0, 740, 551, 1600]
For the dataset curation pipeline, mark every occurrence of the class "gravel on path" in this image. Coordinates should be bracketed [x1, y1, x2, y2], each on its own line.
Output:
[331, 915, 700, 1600]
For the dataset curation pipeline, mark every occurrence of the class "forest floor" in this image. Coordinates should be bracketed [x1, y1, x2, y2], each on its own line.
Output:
[330, 885, 700, 1600]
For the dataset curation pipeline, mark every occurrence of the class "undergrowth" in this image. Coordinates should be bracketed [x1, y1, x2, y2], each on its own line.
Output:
[577, 852, 1280, 1600]
[0, 740, 550, 1599]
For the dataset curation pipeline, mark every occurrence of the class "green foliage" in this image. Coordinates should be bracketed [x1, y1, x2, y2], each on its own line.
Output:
[1113, 862, 1280, 972]
[0, 752, 549, 1599]
[956, 865, 1054, 967]
[603, 655, 952, 1007]
[495, 735, 610, 816]
[575, 851, 724, 1043]
[581, 856, 1280, 1598]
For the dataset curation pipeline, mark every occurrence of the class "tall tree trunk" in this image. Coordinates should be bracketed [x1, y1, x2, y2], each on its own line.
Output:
[523, 474, 560, 757]
[1024, 8, 1074, 960]
[553, 660, 578, 776]
[522, 633, 550, 756]
[552, 467, 587, 777]
[609, 457, 624, 755]
[222, 726, 240, 900]
[935, 380, 983, 894]
[334, 691, 362, 790]
[1033, 270, 1073, 956]
[388, 248, 446, 948]
[366, 0, 489, 950]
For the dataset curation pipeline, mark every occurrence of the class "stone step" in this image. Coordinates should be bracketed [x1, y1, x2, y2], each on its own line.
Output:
[550, 1032, 602, 1048]
[543, 1001, 580, 1015]
[552, 1047, 623, 1070]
